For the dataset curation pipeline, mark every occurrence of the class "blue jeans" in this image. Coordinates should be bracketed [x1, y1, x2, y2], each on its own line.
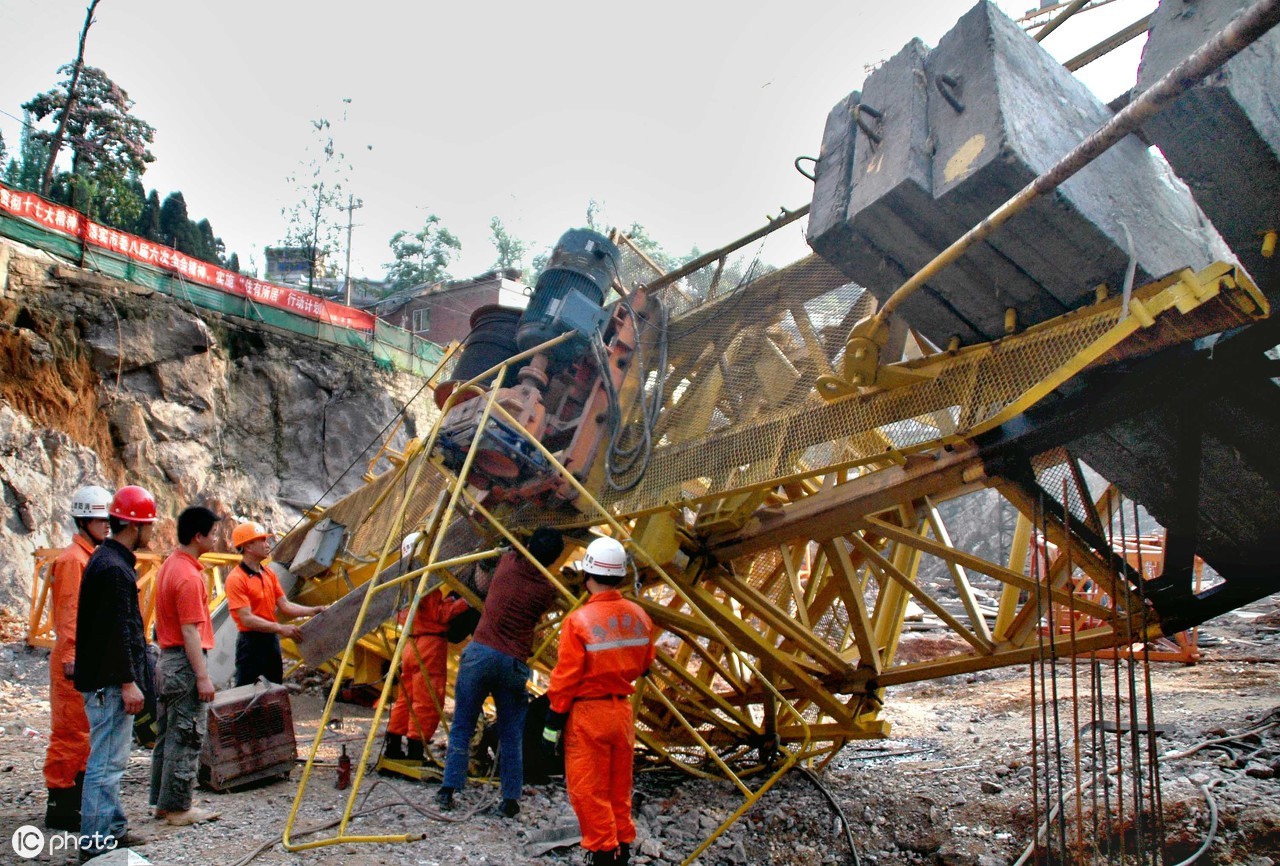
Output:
[80, 687, 134, 855]
[442, 642, 530, 801]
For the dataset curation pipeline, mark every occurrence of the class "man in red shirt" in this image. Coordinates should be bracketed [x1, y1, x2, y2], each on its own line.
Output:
[438, 527, 565, 817]
[225, 521, 326, 687]
[543, 537, 655, 866]
[44, 485, 112, 832]
[149, 505, 220, 827]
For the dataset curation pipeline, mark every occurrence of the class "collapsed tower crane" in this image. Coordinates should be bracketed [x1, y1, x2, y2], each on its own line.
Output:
[268, 0, 1280, 860]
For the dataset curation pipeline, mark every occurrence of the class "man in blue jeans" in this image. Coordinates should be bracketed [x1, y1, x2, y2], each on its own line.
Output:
[74, 485, 158, 860]
[437, 527, 564, 817]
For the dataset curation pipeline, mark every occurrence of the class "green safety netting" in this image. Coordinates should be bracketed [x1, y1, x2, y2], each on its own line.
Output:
[2, 214, 442, 378]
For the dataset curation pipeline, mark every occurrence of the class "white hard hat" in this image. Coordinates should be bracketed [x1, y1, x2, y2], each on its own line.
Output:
[71, 485, 113, 520]
[401, 531, 422, 560]
[582, 536, 628, 578]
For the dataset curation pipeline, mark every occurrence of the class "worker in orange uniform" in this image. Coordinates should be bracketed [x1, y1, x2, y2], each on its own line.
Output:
[543, 537, 655, 866]
[149, 506, 220, 827]
[385, 533, 472, 764]
[226, 521, 326, 687]
[43, 485, 113, 832]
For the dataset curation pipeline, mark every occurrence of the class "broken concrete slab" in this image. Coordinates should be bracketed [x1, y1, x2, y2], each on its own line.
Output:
[807, 90, 862, 263]
[1136, 0, 1280, 294]
[926, 2, 1230, 311]
[807, 0, 1233, 349]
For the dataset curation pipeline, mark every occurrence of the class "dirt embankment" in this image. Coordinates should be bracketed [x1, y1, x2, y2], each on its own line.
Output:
[0, 239, 436, 613]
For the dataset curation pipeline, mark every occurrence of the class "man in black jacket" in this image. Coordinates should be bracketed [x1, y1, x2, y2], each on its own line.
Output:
[74, 485, 157, 859]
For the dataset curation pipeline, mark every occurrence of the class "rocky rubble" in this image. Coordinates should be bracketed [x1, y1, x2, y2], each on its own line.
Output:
[0, 239, 437, 613]
[4, 606, 1280, 864]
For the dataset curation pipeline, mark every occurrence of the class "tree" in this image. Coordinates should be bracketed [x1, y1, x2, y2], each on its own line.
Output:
[4, 114, 50, 191]
[384, 214, 461, 292]
[159, 191, 190, 248]
[281, 114, 351, 292]
[23, 64, 156, 212]
[195, 218, 224, 264]
[489, 217, 526, 273]
[35, 0, 102, 195]
[92, 172, 145, 236]
[0, 130, 6, 169]
[138, 189, 162, 240]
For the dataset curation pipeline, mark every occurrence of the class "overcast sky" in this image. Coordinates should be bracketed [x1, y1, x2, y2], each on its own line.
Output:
[0, 0, 1155, 284]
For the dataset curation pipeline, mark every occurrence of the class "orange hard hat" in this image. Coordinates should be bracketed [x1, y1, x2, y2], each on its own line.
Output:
[232, 521, 271, 550]
[109, 485, 157, 524]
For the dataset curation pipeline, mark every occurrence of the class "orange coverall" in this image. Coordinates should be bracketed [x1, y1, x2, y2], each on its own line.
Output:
[547, 589, 656, 854]
[388, 590, 470, 744]
[44, 534, 95, 789]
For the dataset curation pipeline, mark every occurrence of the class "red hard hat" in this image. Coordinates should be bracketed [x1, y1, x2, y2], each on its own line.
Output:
[109, 485, 158, 524]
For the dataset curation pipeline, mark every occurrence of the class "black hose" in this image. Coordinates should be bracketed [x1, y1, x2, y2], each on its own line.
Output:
[796, 766, 862, 866]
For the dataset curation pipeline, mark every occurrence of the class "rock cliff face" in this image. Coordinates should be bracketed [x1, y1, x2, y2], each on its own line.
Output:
[0, 239, 437, 613]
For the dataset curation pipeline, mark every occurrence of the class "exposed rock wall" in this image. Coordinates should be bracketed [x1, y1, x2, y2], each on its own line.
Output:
[0, 239, 437, 614]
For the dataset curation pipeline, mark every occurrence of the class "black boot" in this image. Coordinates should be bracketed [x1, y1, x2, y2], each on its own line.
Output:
[585, 848, 617, 866]
[45, 787, 78, 831]
[617, 841, 630, 865]
[384, 734, 404, 759]
[406, 738, 424, 764]
[435, 786, 455, 811]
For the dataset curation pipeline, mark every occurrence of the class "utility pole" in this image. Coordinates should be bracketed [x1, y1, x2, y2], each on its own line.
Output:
[343, 194, 364, 306]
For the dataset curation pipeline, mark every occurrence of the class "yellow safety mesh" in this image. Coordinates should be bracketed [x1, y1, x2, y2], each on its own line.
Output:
[601, 241, 1127, 515]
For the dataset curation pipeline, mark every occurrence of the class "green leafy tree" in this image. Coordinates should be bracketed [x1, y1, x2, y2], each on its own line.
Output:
[92, 173, 145, 236]
[159, 191, 191, 248]
[23, 65, 155, 215]
[4, 114, 50, 190]
[282, 113, 351, 291]
[138, 189, 162, 240]
[489, 217, 526, 273]
[0, 131, 6, 168]
[196, 219, 220, 262]
[385, 214, 461, 292]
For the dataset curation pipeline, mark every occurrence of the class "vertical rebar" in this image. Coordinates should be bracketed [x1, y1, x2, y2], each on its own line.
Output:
[1118, 503, 1148, 864]
[1063, 479, 1086, 862]
[1135, 502, 1166, 864]
[1111, 500, 1127, 862]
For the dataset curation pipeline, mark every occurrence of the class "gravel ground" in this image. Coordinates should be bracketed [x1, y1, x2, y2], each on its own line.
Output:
[3, 604, 1280, 866]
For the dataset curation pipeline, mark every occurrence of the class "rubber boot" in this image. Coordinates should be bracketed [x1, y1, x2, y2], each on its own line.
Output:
[435, 786, 455, 811]
[406, 738, 425, 764]
[46, 787, 78, 831]
[617, 842, 630, 866]
[585, 848, 617, 866]
[384, 734, 404, 760]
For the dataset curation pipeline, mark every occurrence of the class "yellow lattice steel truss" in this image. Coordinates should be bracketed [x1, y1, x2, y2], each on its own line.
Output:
[274, 225, 1264, 860]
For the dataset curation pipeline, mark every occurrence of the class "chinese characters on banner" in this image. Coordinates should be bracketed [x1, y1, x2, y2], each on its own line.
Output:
[0, 183, 376, 332]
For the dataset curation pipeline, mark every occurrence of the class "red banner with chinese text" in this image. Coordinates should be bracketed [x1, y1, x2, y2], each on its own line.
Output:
[0, 182, 376, 332]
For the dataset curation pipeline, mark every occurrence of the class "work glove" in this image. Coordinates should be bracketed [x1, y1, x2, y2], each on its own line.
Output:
[541, 709, 568, 760]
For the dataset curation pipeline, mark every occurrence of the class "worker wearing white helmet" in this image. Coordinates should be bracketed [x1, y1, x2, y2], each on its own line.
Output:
[544, 536, 655, 866]
[43, 484, 113, 832]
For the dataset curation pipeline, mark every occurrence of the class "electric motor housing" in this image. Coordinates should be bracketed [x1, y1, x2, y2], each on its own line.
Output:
[516, 228, 620, 364]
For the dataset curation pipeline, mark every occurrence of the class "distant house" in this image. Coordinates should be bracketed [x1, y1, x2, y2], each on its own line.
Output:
[368, 269, 529, 345]
[264, 246, 326, 285]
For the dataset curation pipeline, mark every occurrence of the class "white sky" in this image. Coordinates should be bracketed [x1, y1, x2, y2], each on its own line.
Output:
[0, 0, 1155, 283]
